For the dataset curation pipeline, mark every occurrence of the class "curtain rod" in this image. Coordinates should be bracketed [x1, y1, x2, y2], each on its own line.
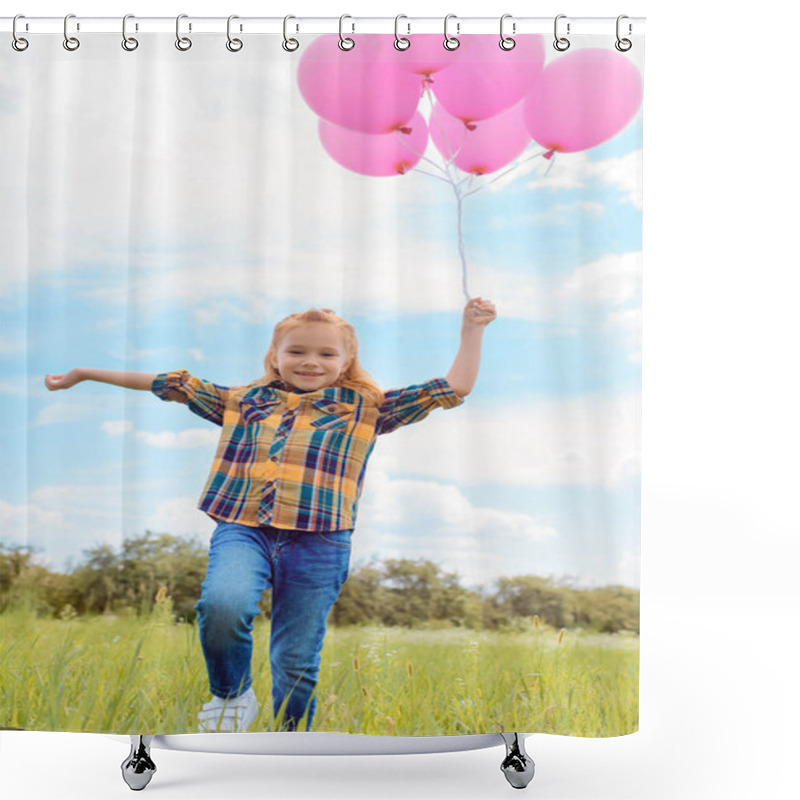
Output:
[1, 16, 646, 36]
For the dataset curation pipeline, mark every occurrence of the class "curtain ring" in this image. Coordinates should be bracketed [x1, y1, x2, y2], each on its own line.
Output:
[12, 15, 29, 52]
[394, 14, 410, 51]
[443, 14, 460, 51]
[226, 15, 243, 52]
[615, 15, 632, 52]
[63, 13, 80, 51]
[339, 14, 354, 51]
[122, 14, 139, 51]
[175, 14, 192, 51]
[499, 13, 516, 51]
[283, 15, 299, 51]
[553, 14, 570, 51]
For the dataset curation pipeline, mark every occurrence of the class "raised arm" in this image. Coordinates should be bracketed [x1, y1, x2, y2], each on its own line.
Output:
[45, 368, 158, 392]
[445, 297, 497, 397]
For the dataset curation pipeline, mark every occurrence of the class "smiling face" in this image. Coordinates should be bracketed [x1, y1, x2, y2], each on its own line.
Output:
[270, 322, 349, 391]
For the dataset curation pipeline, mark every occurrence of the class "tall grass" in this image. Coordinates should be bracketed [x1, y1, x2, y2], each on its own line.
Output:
[0, 605, 638, 736]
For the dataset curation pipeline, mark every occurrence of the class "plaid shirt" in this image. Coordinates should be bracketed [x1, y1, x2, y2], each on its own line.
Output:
[151, 370, 464, 531]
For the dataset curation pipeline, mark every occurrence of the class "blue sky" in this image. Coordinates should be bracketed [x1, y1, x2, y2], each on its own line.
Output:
[1, 34, 642, 591]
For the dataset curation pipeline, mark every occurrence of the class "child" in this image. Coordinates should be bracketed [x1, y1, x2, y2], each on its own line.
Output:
[45, 297, 497, 733]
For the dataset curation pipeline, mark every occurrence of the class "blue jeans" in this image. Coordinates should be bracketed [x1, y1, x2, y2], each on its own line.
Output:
[194, 521, 352, 731]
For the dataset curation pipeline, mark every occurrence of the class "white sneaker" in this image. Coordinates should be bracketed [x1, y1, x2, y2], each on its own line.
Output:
[197, 687, 258, 733]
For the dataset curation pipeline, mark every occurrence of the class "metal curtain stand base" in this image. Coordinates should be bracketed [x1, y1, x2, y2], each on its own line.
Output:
[120, 731, 535, 791]
[120, 735, 157, 791]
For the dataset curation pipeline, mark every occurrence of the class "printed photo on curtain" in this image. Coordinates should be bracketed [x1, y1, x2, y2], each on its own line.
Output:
[1, 25, 643, 739]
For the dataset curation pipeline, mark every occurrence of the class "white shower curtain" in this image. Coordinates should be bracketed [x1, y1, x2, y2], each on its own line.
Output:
[1, 18, 643, 738]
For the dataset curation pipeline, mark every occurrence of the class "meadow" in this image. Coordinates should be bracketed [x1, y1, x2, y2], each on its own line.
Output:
[0, 602, 638, 737]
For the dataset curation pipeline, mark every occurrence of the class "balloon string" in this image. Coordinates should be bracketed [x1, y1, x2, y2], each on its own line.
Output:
[454, 182, 470, 302]
[424, 85, 465, 170]
[421, 84, 470, 301]
[406, 165, 451, 183]
[392, 89, 457, 172]
[461, 146, 550, 198]
[391, 130, 469, 300]
[399, 84, 554, 303]
[392, 131, 451, 183]
[393, 93, 455, 181]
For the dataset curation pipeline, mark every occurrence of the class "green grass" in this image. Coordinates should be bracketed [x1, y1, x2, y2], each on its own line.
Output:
[0, 609, 638, 736]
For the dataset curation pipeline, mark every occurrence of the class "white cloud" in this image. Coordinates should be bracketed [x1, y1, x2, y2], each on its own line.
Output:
[102, 419, 133, 436]
[354, 468, 558, 590]
[352, 466, 640, 591]
[33, 400, 93, 427]
[559, 252, 641, 306]
[8, 485, 209, 572]
[360, 469, 558, 542]
[607, 307, 642, 331]
[524, 150, 643, 209]
[143, 496, 216, 542]
[0, 497, 122, 570]
[42, 402, 219, 450]
[607, 307, 642, 364]
[32, 389, 141, 428]
[618, 550, 641, 588]
[367, 390, 640, 490]
[470, 251, 642, 363]
[1, 49, 299, 295]
[28, 484, 121, 519]
[533, 201, 606, 223]
[586, 151, 643, 209]
[75, 216, 468, 326]
[134, 428, 219, 449]
[0, 498, 66, 546]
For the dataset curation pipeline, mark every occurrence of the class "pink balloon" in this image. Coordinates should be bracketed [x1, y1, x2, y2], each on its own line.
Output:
[523, 49, 643, 153]
[354, 33, 465, 77]
[318, 111, 429, 177]
[297, 34, 423, 134]
[429, 101, 532, 175]
[428, 34, 545, 123]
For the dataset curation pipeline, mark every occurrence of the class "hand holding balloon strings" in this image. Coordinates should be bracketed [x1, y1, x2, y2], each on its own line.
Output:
[464, 297, 497, 327]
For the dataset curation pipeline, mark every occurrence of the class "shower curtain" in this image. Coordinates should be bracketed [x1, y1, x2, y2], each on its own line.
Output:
[0, 18, 643, 738]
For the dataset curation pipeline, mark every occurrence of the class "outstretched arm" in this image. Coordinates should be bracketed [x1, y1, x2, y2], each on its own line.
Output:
[445, 297, 497, 397]
[45, 368, 159, 392]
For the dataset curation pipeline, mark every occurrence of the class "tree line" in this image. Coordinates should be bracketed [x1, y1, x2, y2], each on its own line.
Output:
[0, 533, 639, 633]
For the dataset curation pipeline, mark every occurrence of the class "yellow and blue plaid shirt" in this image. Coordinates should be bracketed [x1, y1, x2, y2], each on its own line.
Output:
[151, 370, 464, 531]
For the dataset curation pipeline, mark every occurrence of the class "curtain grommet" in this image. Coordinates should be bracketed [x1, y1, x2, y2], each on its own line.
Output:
[499, 14, 516, 51]
[63, 13, 80, 51]
[443, 14, 460, 51]
[339, 14, 355, 51]
[121, 15, 139, 52]
[553, 14, 570, 51]
[282, 15, 299, 52]
[394, 14, 410, 51]
[615, 15, 633, 51]
[175, 14, 192, 51]
[12, 14, 29, 51]
[226, 15, 243, 52]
